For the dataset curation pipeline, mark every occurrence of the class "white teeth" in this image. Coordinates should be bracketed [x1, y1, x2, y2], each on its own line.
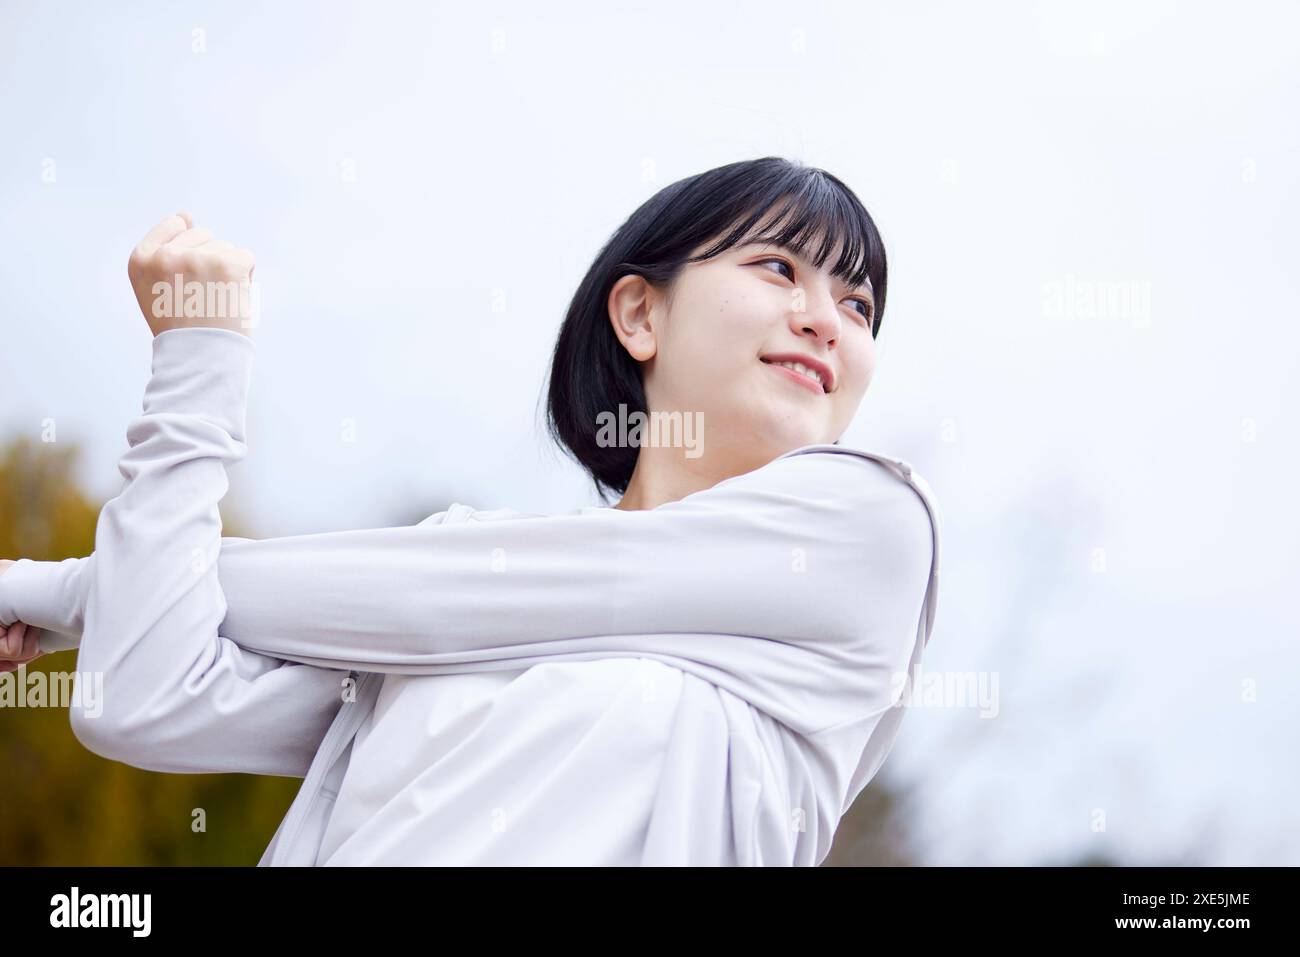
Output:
[769, 359, 824, 389]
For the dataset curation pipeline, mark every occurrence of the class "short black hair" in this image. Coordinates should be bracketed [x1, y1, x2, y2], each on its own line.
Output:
[543, 156, 888, 502]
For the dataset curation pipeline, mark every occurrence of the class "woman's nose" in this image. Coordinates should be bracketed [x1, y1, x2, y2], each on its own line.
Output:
[789, 288, 842, 345]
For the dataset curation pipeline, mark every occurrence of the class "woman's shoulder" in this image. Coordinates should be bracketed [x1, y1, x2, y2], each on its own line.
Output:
[766, 441, 929, 495]
[420, 444, 940, 538]
[782, 443, 940, 648]
[720, 442, 940, 542]
[740, 444, 941, 628]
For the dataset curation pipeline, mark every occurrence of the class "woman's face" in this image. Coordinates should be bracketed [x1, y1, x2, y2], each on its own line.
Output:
[608, 234, 878, 473]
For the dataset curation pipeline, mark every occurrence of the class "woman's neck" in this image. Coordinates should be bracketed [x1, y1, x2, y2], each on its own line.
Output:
[613, 444, 764, 511]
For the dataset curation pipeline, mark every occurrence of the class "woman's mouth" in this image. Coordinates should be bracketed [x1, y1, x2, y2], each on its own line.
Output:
[760, 357, 828, 394]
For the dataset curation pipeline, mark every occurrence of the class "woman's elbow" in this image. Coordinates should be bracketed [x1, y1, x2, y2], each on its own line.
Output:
[69, 703, 141, 765]
[67, 681, 187, 768]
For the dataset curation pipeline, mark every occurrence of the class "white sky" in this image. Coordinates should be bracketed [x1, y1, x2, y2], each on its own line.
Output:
[2, 0, 1297, 864]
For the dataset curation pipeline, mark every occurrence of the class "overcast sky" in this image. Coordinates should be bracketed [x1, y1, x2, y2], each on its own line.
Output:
[2, 0, 1297, 865]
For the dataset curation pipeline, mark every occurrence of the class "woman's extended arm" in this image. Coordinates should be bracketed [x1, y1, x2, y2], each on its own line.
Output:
[4, 436, 939, 735]
[0, 327, 357, 777]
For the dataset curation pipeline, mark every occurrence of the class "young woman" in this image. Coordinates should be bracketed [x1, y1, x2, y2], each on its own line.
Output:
[0, 156, 941, 866]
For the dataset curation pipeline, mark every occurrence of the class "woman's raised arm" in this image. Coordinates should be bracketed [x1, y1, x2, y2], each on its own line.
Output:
[0, 324, 356, 777]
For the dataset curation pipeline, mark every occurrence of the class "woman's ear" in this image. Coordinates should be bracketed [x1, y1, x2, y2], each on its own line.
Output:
[607, 274, 659, 362]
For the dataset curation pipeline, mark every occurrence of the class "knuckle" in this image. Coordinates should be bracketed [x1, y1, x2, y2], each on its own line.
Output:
[216, 258, 245, 281]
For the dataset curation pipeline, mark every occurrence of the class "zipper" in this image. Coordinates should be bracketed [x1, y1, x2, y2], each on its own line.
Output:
[270, 669, 371, 865]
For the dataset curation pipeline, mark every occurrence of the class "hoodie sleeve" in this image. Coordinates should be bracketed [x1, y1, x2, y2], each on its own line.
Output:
[0, 556, 90, 653]
[4, 442, 938, 735]
[217, 446, 934, 655]
[219, 447, 938, 731]
[7, 327, 356, 777]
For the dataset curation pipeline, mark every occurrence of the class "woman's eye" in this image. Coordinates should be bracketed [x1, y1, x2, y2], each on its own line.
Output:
[755, 257, 795, 281]
[755, 258, 875, 332]
[848, 298, 874, 322]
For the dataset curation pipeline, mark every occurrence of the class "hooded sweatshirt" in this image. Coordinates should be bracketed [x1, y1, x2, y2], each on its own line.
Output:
[0, 326, 942, 866]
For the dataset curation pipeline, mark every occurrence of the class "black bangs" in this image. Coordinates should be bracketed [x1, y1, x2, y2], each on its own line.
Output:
[684, 168, 886, 337]
[543, 156, 890, 502]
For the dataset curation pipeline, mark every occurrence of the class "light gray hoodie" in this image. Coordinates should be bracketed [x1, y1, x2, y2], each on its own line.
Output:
[0, 326, 941, 865]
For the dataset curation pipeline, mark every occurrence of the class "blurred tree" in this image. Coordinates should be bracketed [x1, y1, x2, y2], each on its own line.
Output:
[823, 774, 919, 866]
[0, 435, 99, 561]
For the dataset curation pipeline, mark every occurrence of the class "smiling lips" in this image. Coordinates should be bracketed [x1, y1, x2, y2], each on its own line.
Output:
[759, 354, 834, 394]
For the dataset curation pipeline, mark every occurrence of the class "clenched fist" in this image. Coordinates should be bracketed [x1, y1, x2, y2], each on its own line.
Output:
[127, 211, 258, 338]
